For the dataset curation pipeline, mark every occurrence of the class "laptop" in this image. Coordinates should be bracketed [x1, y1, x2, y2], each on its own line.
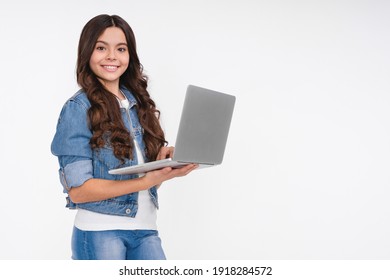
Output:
[108, 84, 236, 175]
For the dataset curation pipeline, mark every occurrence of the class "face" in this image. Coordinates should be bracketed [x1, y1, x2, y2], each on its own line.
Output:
[89, 27, 129, 92]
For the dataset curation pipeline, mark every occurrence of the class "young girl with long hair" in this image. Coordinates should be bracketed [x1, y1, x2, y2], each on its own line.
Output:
[51, 14, 197, 260]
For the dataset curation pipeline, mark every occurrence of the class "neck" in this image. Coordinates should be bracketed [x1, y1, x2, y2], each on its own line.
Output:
[112, 89, 126, 100]
[98, 79, 124, 100]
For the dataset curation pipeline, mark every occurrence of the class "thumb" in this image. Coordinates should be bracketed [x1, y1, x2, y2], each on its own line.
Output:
[160, 167, 173, 174]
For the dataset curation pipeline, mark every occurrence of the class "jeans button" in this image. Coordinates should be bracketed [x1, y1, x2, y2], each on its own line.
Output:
[125, 209, 131, 214]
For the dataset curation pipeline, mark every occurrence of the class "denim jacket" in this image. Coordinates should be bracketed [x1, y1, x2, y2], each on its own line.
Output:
[51, 87, 158, 217]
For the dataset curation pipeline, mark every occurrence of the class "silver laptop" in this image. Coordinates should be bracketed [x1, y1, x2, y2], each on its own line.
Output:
[108, 85, 236, 175]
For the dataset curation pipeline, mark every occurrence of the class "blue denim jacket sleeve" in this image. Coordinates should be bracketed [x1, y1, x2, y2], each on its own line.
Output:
[51, 97, 93, 192]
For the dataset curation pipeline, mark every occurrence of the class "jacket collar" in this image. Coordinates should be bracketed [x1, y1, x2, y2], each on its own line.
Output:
[120, 86, 138, 108]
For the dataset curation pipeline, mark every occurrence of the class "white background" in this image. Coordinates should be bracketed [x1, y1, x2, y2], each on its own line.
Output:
[0, 0, 389, 260]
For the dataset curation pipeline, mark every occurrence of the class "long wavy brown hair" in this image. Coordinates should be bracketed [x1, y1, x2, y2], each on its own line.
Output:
[76, 14, 166, 162]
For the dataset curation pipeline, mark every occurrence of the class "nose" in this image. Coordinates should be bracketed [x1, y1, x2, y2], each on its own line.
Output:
[106, 49, 116, 61]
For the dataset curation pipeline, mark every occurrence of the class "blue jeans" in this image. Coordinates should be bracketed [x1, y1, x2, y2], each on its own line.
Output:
[71, 227, 166, 260]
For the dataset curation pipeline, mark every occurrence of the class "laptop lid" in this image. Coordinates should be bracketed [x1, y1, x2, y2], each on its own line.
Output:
[173, 85, 236, 165]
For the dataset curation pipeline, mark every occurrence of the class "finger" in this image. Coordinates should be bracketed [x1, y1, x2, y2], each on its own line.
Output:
[168, 147, 174, 158]
[158, 166, 173, 174]
[164, 146, 174, 158]
[185, 164, 199, 174]
[156, 148, 165, 160]
[173, 164, 198, 176]
[157, 146, 174, 160]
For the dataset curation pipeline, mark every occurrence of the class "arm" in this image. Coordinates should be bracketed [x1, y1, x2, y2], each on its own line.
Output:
[69, 163, 198, 203]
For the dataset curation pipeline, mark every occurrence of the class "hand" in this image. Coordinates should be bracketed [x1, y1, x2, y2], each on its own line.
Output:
[143, 163, 199, 188]
[156, 146, 174, 160]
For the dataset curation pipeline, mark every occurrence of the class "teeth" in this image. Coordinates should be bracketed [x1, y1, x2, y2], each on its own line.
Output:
[104, 66, 117, 69]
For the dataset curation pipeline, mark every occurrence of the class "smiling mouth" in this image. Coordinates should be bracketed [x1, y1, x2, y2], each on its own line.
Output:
[102, 65, 119, 71]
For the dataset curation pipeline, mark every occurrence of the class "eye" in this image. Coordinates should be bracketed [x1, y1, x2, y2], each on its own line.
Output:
[118, 47, 127, 52]
[96, 46, 105, 51]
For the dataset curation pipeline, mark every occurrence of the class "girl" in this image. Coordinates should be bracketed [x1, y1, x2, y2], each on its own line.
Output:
[51, 14, 197, 260]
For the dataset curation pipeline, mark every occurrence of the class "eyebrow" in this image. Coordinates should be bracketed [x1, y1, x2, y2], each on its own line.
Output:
[96, 40, 128, 47]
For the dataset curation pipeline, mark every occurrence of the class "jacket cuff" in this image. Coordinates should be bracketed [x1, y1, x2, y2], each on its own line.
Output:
[59, 160, 93, 192]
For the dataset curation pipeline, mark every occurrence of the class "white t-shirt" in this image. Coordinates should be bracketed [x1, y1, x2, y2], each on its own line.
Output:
[74, 97, 157, 231]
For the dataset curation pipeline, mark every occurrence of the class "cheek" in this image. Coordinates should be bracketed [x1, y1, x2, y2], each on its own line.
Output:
[121, 56, 130, 71]
[122, 54, 130, 66]
[89, 54, 101, 73]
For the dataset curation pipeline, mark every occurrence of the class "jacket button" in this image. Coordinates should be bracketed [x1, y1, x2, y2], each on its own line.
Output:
[125, 209, 131, 214]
